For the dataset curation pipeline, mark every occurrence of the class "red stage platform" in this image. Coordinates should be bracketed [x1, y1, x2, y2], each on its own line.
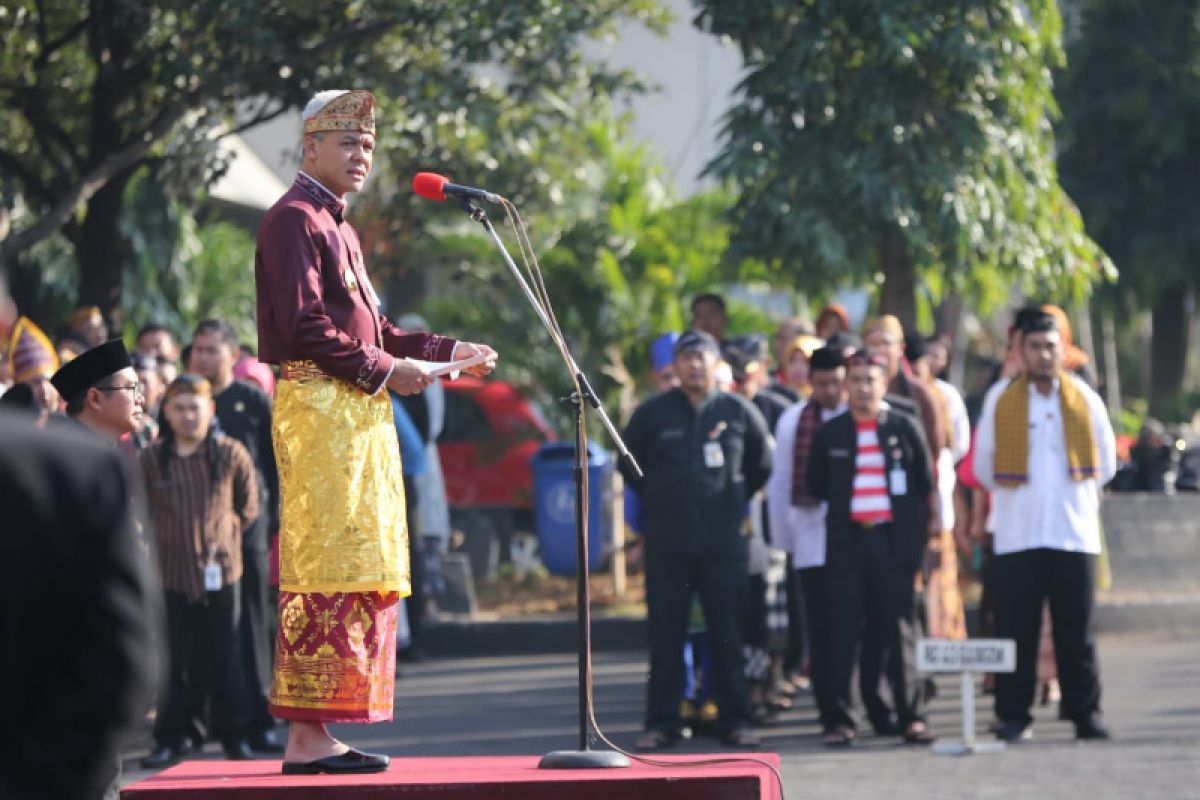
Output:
[122, 754, 781, 799]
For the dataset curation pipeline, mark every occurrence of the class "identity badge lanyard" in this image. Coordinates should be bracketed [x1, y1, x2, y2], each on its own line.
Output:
[889, 444, 908, 496]
[704, 421, 727, 469]
[204, 543, 222, 592]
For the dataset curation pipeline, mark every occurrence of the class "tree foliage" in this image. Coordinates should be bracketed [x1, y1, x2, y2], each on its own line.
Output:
[692, 0, 1113, 323]
[1058, 0, 1200, 406]
[0, 0, 666, 324]
[422, 119, 752, 431]
[1058, 0, 1200, 300]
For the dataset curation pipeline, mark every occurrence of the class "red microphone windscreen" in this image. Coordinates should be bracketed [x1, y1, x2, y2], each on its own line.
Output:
[413, 172, 449, 201]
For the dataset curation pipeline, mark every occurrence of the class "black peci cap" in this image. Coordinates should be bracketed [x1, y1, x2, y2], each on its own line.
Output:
[50, 338, 132, 401]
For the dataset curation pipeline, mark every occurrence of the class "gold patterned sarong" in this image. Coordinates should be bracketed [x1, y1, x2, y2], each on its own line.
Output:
[272, 365, 409, 594]
[270, 590, 399, 722]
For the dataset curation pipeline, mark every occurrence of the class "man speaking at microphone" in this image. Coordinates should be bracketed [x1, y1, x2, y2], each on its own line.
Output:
[255, 89, 496, 774]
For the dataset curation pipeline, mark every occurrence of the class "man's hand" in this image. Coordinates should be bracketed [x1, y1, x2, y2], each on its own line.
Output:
[455, 342, 498, 377]
[387, 359, 434, 396]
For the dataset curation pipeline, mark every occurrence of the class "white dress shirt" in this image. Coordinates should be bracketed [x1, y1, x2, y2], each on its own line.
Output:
[935, 379, 970, 531]
[767, 400, 847, 569]
[973, 375, 1117, 555]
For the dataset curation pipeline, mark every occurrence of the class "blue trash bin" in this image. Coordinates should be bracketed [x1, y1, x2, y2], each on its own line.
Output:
[531, 442, 613, 576]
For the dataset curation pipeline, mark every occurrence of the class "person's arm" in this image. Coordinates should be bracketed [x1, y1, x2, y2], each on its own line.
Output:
[806, 422, 832, 502]
[391, 393, 428, 477]
[906, 415, 940, 541]
[1083, 379, 1119, 485]
[946, 383, 971, 462]
[618, 404, 649, 489]
[973, 383, 1003, 491]
[766, 405, 800, 547]
[742, 400, 774, 497]
[231, 441, 259, 532]
[256, 392, 280, 535]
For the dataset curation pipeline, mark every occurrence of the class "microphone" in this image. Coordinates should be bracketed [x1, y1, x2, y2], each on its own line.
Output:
[412, 172, 502, 205]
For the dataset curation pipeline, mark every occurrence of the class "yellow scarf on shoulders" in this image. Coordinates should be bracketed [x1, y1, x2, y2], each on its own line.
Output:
[993, 371, 1097, 488]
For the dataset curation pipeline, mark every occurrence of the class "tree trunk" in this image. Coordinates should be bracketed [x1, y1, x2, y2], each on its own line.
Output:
[877, 227, 916, 330]
[75, 169, 136, 332]
[1150, 281, 1190, 416]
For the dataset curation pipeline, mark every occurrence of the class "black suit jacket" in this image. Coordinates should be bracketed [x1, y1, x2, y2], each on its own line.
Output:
[806, 407, 934, 574]
[0, 410, 161, 800]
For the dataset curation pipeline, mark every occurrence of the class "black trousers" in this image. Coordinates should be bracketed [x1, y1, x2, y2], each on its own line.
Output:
[798, 565, 837, 731]
[644, 552, 752, 735]
[744, 573, 769, 682]
[156, 586, 248, 747]
[992, 548, 1101, 726]
[239, 539, 276, 737]
[826, 524, 924, 730]
[783, 556, 806, 674]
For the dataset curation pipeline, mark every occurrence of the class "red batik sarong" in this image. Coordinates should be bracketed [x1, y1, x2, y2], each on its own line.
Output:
[269, 590, 399, 722]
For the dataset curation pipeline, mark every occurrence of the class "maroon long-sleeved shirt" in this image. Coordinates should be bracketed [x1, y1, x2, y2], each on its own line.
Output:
[255, 172, 456, 394]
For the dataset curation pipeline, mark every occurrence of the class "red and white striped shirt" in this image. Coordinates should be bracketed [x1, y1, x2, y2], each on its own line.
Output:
[851, 419, 893, 524]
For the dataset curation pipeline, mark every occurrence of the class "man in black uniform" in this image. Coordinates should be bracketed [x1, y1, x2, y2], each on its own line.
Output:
[188, 319, 283, 754]
[621, 330, 773, 751]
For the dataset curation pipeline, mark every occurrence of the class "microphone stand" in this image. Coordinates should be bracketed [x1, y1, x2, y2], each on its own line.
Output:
[453, 198, 638, 769]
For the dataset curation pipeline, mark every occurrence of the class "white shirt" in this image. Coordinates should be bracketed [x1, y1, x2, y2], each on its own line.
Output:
[973, 375, 1117, 555]
[767, 400, 846, 569]
[935, 379, 970, 531]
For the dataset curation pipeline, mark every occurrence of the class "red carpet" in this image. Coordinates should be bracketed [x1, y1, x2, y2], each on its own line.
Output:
[122, 754, 781, 799]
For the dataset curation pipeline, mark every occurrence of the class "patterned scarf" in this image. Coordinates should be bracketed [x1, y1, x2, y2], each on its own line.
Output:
[790, 401, 823, 507]
[993, 371, 1097, 487]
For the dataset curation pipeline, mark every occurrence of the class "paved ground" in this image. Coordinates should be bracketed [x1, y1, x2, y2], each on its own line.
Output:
[122, 632, 1200, 798]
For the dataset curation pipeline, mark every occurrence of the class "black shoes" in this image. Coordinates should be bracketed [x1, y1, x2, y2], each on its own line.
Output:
[281, 748, 390, 775]
[250, 729, 286, 754]
[993, 720, 1034, 743]
[140, 741, 189, 769]
[1074, 716, 1111, 740]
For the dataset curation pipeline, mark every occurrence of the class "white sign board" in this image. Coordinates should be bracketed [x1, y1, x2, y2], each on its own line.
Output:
[917, 639, 1015, 674]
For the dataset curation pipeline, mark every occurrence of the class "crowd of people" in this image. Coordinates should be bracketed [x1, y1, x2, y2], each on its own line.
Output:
[0, 306, 447, 771]
[620, 293, 1117, 750]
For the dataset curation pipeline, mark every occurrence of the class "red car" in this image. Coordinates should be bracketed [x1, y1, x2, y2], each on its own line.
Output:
[437, 377, 556, 574]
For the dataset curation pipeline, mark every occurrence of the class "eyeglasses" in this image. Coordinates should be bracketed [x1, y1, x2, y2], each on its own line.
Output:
[98, 382, 144, 397]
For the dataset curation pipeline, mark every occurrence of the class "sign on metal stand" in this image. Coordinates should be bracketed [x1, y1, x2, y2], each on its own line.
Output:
[916, 638, 1016, 756]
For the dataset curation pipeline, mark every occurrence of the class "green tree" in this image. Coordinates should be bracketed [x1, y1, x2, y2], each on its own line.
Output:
[692, 1, 1113, 328]
[0, 0, 664, 327]
[1058, 0, 1200, 411]
[121, 172, 258, 345]
[422, 119, 753, 431]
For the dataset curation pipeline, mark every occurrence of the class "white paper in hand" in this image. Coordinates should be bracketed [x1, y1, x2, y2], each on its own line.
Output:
[406, 351, 492, 380]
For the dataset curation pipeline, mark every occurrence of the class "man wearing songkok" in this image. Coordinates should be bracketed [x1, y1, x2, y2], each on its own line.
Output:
[50, 338, 145, 442]
[973, 309, 1116, 743]
[805, 351, 939, 746]
[8, 316, 61, 413]
[255, 88, 496, 774]
[766, 346, 848, 740]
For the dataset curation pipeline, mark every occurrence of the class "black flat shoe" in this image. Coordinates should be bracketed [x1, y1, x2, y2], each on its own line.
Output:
[1075, 716, 1111, 740]
[994, 720, 1033, 743]
[281, 748, 390, 775]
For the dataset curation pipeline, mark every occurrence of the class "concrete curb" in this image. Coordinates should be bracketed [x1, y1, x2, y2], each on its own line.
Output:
[422, 599, 1200, 658]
